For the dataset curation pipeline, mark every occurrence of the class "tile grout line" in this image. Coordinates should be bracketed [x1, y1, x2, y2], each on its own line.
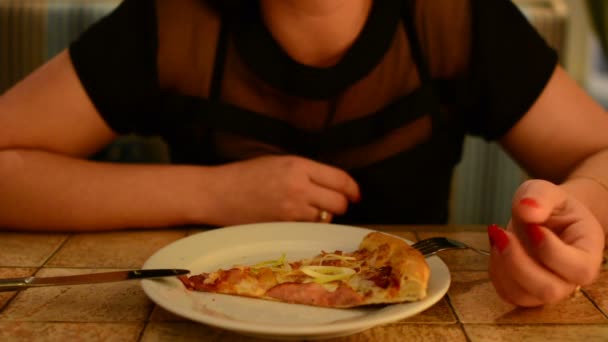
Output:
[0, 290, 21, 315]
[0, 233, 75, 314]
[0, 261, 51, 315]
[423, 230, 473, 341]
[581, 289, 608, 319]
[460, 322, 473, 342]
[38, 233, 74, 271]
[137, 316, 152, 341]
[137, 296, 159, 341]
[443, 286, 473, 341]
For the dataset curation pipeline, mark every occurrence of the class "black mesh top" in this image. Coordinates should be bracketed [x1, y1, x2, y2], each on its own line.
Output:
[69, 0, 558, 224]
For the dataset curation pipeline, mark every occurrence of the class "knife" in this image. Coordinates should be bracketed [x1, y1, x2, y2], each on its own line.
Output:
[0, 269, 190, 292]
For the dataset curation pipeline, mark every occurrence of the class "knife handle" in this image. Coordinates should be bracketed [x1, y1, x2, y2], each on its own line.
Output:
[127, 269, 189, 280]
[0, 277, 32, 292]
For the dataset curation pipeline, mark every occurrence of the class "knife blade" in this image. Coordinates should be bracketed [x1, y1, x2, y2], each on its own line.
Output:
[0, 269, 190, 292]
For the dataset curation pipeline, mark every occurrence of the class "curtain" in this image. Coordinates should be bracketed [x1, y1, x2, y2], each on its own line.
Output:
[587, 0, 608, 58]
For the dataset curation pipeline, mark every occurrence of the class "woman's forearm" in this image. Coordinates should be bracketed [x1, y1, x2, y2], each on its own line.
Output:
[0, 149, 212, 231]
[560, 148, 608, 236]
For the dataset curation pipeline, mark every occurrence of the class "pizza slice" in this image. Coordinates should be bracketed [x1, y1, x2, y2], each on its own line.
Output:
[178, 232, 430, 308]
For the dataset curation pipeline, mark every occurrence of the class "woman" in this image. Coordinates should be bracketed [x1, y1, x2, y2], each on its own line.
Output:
[0, 0, 606, 307]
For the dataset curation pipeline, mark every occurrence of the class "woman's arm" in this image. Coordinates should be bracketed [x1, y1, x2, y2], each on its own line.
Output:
[0, 50, 211, 231]
[488, 65, 607, 307]
[0, 149, 216, 231]
[0, 50, 360, 231]
[500, 65, 608, 233]
[0, 51, 116, 157]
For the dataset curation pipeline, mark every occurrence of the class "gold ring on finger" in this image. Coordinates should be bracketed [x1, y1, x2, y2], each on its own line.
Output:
[570, 285, 582, 298]
[319, 210, 330, 222]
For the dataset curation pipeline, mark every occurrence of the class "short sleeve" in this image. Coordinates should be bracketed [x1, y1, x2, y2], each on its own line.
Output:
[463, 0, 559, 140]
[69, 0, 162, 135]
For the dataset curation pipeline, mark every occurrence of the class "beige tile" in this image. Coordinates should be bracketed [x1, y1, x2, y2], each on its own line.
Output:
[449, 271, 607, 324]
[326, 324, 467, 342]
[396, 298, 457, 324]
[141, 322, 272, 342]
[417, 231, 490, 271]
[0, 322, 142, 342]
[584, 271, 608, 315]
[0, 268, 153, 322]
[141, 322, 467, 342]
[46, 230, 187, 268]
[149, 306, 188, 322]
[0, 233, 67, 267]
[0, 268, 36, 311]
[464, 324, 608, 342]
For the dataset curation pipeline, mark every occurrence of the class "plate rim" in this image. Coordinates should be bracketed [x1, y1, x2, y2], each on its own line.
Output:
[142, 222, 451, 338]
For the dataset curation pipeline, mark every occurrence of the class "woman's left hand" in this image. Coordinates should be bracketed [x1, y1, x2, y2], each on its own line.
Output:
[488, 179, 605, 307]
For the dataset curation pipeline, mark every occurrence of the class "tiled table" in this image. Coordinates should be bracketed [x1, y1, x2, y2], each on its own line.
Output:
[0, 225, 606, 341]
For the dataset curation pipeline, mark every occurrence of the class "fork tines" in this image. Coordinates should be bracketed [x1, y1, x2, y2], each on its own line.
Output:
[410, 237, 466, 256]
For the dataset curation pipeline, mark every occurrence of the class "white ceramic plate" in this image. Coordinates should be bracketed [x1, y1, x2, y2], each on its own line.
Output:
[142, 222, 450, 340]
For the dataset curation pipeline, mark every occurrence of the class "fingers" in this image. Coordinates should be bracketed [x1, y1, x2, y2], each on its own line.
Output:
[303, 160, 361, 221]
[511, 179, 567, 228]
[489, 262, 545, 307]
[510, 179, 604, 285]
[251, 155, 362, 223]
[523, 223, 601, 285]
[306, 179, 351, 223]
[308, 185, 350, 216]
[286, 205, 334, 223]
[308, 162, 361, 203]
[488, 225, 576, 306]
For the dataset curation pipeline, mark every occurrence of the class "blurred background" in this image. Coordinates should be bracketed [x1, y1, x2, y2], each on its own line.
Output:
[0, 0, 606, 225]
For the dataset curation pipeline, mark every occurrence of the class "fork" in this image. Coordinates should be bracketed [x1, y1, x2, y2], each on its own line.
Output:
[411, 237, 490, 257]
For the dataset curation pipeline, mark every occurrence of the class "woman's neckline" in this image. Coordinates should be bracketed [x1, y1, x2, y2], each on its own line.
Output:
[231, 0, 403, 99]
[258, 0, 373, 68]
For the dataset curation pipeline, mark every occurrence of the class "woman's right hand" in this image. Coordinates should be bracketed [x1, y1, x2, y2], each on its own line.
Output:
[200, 155, 361, 225]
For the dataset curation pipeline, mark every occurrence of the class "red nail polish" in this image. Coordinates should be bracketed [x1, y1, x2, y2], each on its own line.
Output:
[526, 224, 544, 245]
[488, 224, 509, 252]
[487, 224, 499, 248]
[520, 198, 540, 208]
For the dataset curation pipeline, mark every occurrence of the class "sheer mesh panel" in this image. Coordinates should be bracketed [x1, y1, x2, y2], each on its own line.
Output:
[154, 0, 472, 170]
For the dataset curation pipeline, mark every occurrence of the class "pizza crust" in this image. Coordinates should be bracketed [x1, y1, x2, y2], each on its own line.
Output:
[359, 232, 430, 302]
